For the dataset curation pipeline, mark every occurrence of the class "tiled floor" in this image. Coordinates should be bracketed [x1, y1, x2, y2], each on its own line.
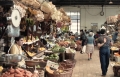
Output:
[72, 47, 114, 77]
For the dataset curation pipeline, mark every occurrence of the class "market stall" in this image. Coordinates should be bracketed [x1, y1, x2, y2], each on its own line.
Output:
[0, 0, 80, 77]
[105, 14, 120, 76]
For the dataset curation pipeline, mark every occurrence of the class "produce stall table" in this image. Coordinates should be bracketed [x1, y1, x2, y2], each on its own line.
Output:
[110, 47, 119, 61]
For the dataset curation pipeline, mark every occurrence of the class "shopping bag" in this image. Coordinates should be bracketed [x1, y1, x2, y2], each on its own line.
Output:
[7, 25, 20, 37]
[82, 45, 86, 53]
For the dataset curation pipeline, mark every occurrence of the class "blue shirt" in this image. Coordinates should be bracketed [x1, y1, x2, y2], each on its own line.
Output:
[87, 36, 94, 44]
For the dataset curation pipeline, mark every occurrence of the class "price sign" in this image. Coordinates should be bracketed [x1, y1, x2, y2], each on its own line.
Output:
[46, 60, 59, 70]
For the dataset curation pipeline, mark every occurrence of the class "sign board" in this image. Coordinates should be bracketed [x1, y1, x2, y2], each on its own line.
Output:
[46, 60, 59, 70]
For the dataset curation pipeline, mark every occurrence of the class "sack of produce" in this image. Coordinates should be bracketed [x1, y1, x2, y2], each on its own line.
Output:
[62, 15, 71, 22]
[35, 10, 44, 22]
[59, 8, 67, 16]
[20, 0, 41, 9]
[44, 13, 51, 20]
[14, 1, 27, 18]
[40, 2, 52, 14]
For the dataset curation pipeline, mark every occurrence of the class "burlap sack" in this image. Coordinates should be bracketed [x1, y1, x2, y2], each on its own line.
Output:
[20, 0, 41, 9]
[14, 5, 26, 18]
[62, 15, 71, 22]
[40, 2, 52, 14]
[35, 10, 44, 22]
[51, 10, 63, 21]
[44, 13, 51, 20]
[59, 8, 67, 16]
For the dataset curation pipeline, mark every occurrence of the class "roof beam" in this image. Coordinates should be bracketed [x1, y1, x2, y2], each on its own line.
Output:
[52, 1, 120, 5]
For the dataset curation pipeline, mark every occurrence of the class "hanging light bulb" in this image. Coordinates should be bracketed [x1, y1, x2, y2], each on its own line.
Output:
[109, 0, 113, 4]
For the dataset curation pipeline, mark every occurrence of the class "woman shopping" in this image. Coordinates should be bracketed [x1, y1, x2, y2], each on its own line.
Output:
[86, 32, 95, 60]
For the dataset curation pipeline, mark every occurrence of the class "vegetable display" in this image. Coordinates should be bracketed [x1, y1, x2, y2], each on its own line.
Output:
[1, 67, 39, 77]
[44, 54, 59, 61]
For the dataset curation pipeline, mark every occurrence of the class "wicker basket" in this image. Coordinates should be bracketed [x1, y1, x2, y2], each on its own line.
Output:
[32, 59, 47, 68]
[65, 53, 75, 60]
[46, 69, 73, 77]
[60, 59, 76, 68]
[113, 65, 120, 76]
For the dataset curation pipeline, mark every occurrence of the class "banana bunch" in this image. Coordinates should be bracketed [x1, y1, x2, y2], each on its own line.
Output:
[38, 47, 46, 52]
[27, 51, 36, 57]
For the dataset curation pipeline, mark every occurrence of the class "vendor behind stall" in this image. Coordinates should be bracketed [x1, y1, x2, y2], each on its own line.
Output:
[10, 36, 25, 67]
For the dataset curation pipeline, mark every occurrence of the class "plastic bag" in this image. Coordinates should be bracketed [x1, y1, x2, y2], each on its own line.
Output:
[7, 25, 20, 37]
[82, 45, 86, 53]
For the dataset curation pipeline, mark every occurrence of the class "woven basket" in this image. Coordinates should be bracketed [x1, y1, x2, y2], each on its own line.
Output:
[59, 60, 76, 68]
[65, 53, 75, 60]
[113, 65, 120, 76]
[46, 69, 73, 77]
[33, 59, 47, 68]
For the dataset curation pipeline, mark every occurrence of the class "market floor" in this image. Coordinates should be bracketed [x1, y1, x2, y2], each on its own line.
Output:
[72, 47, 114, 77]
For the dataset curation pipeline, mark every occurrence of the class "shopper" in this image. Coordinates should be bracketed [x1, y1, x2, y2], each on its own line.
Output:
[10, 36, 26, 67]
[86, 31, 89, 37]
[97, 29, 113, 76]
[80, 30, 87, 54]
[112, 29, 119, 43]
[94, 31, 100, 46]
[86, 32, 94, 60]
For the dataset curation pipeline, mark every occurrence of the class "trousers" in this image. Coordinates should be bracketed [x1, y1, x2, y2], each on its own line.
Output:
[99, 47, 110, 75]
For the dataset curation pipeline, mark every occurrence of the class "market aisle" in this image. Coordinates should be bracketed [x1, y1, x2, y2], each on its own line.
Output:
[72, 47, 114, 77]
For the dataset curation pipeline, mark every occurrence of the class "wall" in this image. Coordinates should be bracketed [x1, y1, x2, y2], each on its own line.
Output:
[60, 5, 120, 30]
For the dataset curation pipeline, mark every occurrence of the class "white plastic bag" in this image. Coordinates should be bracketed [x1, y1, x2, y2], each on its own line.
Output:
[82, 45, 86, 53]
[7, 25, 20, 37]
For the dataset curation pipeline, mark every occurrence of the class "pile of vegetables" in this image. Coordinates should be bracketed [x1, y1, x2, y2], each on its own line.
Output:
[44, 54, 59, 61]
[69, 41, 77, 48]
[51, 44, 66, 53]
[51, 44, 60, 53]
[1, 67, 39, 77]
[58, 41, 69, 47]
[59, 47, 66, 52]
[66, 47, 76, 53]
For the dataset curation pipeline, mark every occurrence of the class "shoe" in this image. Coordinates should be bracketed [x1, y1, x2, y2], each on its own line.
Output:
[90, 58, 92, 59]
[80, 52, 83, 54]
[101, 74, 106, 76]
[88, 58, 90, 60]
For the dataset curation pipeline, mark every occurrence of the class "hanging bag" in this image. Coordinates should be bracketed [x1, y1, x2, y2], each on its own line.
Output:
[7, 25, 20, 37]
[82, 45, 86, 53]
